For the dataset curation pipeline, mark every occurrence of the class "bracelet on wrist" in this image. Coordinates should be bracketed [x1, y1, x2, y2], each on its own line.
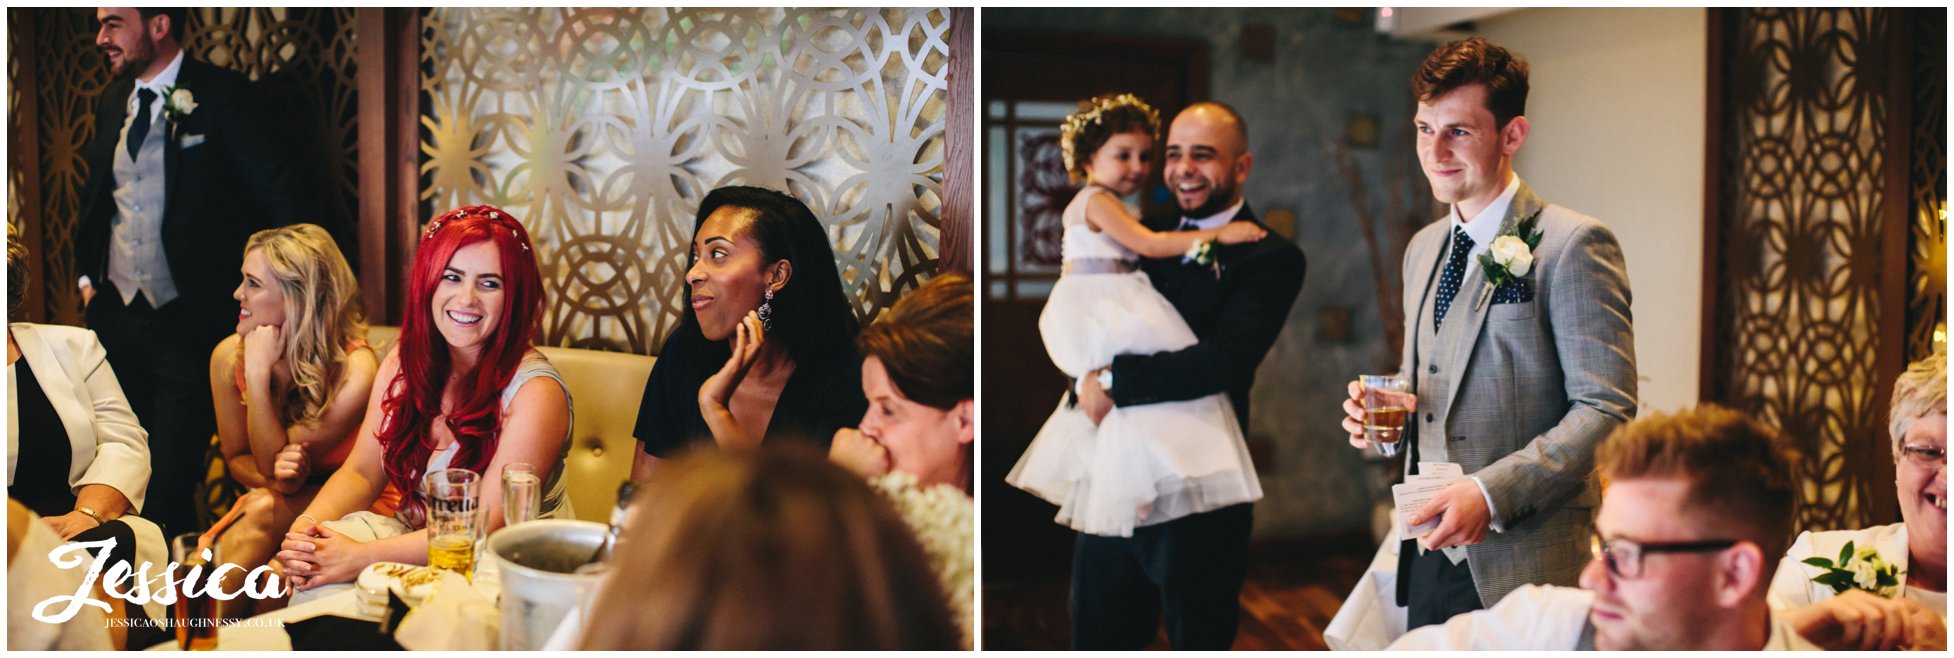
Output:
[74, 506, 106, 526]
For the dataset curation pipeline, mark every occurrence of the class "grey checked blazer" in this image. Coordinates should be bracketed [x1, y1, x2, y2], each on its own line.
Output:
[1398, 181, 1637, 607]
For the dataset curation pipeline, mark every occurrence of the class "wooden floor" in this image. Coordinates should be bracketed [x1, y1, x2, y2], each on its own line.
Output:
[981, 534, 1373, 650]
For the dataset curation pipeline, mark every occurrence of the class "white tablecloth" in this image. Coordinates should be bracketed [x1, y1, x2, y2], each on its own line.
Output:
[1324, 528, 1409, 651]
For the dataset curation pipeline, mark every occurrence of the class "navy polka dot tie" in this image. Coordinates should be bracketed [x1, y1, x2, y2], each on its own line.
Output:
[1434, 227, 1473, 329]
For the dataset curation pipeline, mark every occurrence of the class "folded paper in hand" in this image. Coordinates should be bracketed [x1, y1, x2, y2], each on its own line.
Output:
[1392, 462, 1464, 542]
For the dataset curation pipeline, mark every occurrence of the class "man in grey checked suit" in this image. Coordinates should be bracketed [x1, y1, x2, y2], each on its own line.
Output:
[1340, 36, 1637, 628]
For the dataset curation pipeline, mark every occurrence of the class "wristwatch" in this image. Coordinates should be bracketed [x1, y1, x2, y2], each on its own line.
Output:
[1097, 368, 1114, 393]
[74, 506, 106, 526]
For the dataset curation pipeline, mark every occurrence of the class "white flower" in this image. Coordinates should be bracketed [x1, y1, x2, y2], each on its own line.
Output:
[871, 471, 974, 649]
[1489, 235, 1535, 277]
[165, 86, 197, 118]
[1851, 560, 1878, 589]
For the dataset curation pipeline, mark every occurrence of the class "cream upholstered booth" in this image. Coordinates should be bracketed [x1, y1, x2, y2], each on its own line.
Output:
[362, 326, 653, 521]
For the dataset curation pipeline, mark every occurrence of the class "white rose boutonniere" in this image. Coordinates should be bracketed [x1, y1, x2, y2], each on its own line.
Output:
[1182, 239, 1221, 279]
[163, 87, 197, 122]
[1472, 209, 1543, 311]
[1487, 235, 1534, 277]
[1802, 540, 1904, 598]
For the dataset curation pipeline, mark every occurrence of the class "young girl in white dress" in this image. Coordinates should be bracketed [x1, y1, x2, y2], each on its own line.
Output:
[1007, 94, 1265, 537]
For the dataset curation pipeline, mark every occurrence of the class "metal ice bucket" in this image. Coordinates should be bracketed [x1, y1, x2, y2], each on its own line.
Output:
[487, 519, 605, 651]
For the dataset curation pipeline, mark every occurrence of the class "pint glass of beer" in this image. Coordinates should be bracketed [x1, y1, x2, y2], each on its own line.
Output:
[169, 533, 220, 650]
[424, 468, 482, 579]
[1359, 373, 1410, 457]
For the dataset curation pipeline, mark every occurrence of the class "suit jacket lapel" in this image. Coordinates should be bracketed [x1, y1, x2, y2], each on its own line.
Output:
[163, 62, 193, 209]
[1437, 182, 1548, 418]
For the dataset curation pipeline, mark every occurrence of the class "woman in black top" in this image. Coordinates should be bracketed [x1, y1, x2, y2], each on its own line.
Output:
[7, 223, 161, 624]
[631, 186, 866, 479]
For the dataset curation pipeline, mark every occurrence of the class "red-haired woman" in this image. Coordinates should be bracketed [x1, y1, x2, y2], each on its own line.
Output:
[274, 206, 573, 592]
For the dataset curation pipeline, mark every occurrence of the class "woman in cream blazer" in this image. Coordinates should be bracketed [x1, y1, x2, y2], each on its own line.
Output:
[8, 321, 167, 623]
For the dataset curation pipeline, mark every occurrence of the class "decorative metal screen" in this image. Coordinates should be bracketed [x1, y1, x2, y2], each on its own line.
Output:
[1906, 10, 1946, 360]
[418, 8, 951, 354]
[1711, 8, 1913, 531]
[12, 8, 360, 325]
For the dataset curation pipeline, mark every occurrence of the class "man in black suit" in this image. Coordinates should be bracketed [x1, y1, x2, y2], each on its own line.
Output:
[1072, 102, 1307, 649]
[75, 7, 319, 535]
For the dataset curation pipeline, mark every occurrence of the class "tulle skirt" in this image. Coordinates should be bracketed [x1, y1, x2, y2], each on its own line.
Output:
[1006, 270, 1262, 537]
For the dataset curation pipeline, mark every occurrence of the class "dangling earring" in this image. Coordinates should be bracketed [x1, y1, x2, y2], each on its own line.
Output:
[757, 288, 775, 332]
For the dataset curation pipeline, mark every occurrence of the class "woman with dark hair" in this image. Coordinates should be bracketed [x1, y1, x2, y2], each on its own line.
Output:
[275, 205, 573, 591]
[631, 186, 866, 477]
[582, 445, 960, 650]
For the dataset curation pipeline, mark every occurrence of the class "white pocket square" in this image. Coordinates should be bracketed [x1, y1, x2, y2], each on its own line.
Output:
[180, 133, 206, 148]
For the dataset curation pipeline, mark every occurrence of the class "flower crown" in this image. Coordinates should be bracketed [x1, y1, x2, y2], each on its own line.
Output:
[422, 205, 531, 253]
[1059, 93, 1161, 179]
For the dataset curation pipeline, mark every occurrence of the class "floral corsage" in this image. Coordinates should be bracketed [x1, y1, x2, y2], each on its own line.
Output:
[1182, 239, 1220, 279]
[1474, 209, 1542, 310]
[1801, 540, 1904, 598]
[162, 86, 197, 122]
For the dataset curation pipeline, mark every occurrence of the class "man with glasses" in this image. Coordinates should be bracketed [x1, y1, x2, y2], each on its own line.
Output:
[1389, 406, 1817, 650]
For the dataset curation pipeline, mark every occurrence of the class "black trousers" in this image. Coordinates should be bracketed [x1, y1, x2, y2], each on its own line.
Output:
[1399, 538, 1486, 629]
[85, 282, 222, 537]
[1069, 503, 1253, 650]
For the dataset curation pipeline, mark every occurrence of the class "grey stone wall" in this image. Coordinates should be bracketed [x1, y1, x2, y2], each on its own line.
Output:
[987, 8, 1439, 539]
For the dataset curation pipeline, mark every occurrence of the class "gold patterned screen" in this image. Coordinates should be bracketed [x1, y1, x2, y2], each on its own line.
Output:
[11, 8, 360, 324]
[1711, 8, 1922, 531]
[1906, 10, 1946, 360]
[418, 8, 950, 354]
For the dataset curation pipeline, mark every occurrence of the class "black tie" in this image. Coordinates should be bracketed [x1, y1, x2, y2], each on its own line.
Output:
[1433, 227, 1473, 329]
[128, 88, 157, 161]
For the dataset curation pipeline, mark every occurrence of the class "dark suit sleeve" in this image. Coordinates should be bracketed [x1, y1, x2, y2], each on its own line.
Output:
[1108, 241, 1306, 407]
[210, 75, 324, 230]
[74, 85, 132, 285]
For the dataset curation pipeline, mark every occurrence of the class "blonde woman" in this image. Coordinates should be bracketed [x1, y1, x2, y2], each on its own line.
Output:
[207, 224, 376, 608]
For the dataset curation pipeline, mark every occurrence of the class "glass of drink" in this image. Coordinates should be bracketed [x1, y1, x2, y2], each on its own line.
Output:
[502, 462, 542, 528]
[424, 468, 482, 579]
[1360, 373, 1411, 457]
[169, 532, 221, 650]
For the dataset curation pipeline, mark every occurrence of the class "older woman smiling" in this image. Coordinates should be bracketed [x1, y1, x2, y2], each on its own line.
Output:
[1771, 350, 1947, 649]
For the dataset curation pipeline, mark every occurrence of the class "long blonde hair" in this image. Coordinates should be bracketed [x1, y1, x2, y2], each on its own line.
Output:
[237, 224, 367, 427]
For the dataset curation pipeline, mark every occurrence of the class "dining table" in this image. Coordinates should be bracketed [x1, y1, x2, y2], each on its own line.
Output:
[144, 556, 504, 651]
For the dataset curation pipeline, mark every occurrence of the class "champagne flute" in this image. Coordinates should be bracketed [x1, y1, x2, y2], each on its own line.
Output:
[1360, 373, 1410, 457]
[502, 462, 542, 528]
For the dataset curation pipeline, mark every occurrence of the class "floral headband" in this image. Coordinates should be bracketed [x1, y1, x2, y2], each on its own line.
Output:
[1059, 93, 1161, 176]
[423, 205, 531, 253]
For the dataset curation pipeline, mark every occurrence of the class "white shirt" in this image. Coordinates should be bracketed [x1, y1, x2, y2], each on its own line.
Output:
[128, 50, 184, 125]
[1388, 584, 1821, 651]
[1769, 523, 1946, 621]
[1448, 172, 1521, 263]
[1181, 199, 1245, 230]
[1439, 171, 1521, 535]
[80, 50, 185, 292]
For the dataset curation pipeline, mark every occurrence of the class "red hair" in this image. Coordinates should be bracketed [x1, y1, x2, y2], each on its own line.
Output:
[377, 205, 544, 523]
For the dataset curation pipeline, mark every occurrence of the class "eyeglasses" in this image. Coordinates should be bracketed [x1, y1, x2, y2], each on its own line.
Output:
[1899, 444, 1946, 467]
[1589, 531, 1738, 579]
